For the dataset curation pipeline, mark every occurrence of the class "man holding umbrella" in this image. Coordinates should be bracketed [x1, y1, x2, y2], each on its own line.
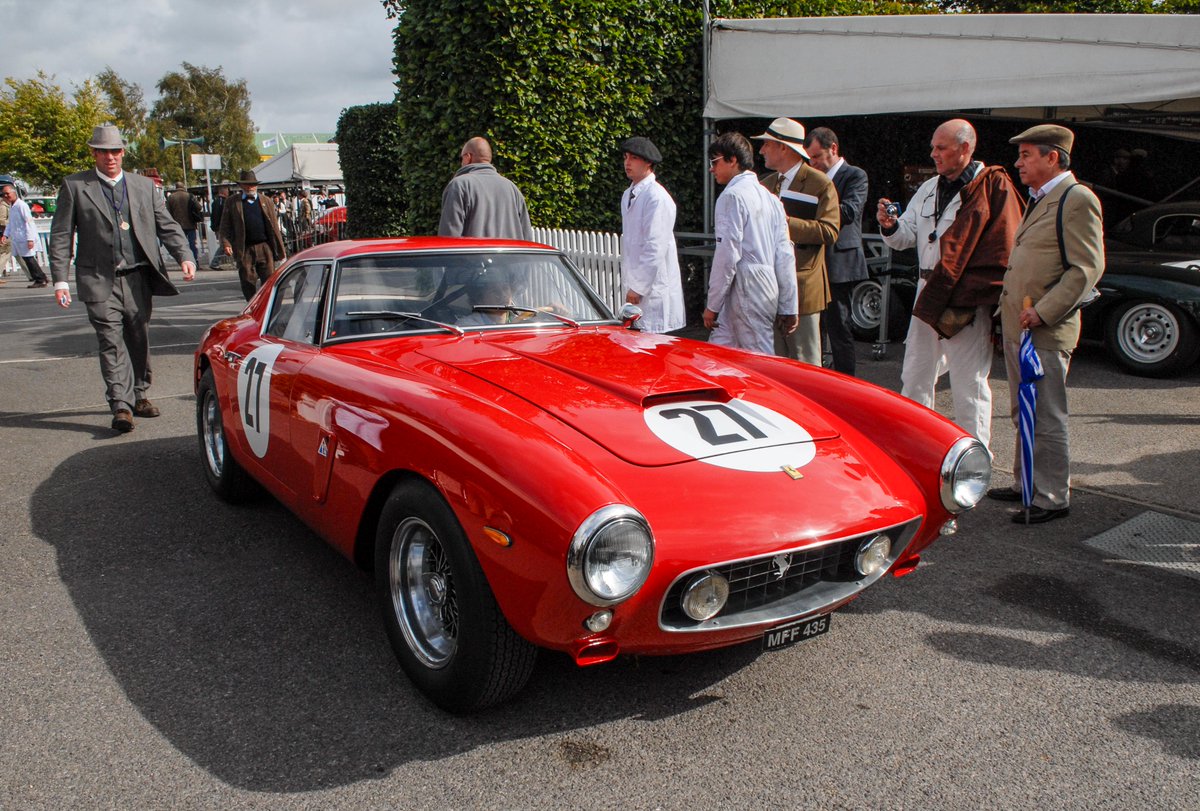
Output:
[988, 125, 1105, 524]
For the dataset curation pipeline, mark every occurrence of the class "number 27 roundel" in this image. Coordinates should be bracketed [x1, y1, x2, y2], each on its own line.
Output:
[643, 399, 816, 473]
[236, 345, 286, 459]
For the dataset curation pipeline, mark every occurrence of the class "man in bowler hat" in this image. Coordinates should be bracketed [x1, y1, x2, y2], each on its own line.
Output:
[220, 170, 286, 301]
[988, 124, 1105, 524]
[49, 124, 196, 433]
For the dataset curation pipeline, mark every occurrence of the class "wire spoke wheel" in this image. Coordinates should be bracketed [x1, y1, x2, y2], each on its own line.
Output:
[390, 517, 458, 668]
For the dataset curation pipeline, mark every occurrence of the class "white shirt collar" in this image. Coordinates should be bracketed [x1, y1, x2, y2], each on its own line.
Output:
[824, 157, 845, 181]
[1031, 170, 1071, 200]
[781, 160, 802, 187]
[95, 168, 124, 186]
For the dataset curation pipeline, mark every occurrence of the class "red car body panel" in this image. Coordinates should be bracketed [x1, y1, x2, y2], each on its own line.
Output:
[196, 239, 978, 661]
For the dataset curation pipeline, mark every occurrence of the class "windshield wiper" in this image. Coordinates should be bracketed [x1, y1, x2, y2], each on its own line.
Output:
[343, 310, 465, 336]
[472, 305, 581, 328]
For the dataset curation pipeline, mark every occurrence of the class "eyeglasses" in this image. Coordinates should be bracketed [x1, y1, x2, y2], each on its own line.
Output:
[708, 156, 726, 167]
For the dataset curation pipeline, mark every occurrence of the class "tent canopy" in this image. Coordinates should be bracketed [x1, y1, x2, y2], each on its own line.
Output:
[251, 143, 342, 186]
[705, 14, 1200, 135]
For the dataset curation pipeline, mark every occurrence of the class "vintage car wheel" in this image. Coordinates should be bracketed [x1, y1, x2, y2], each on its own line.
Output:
[1105, 300, 1200, 378]
[196, 369, 258, 503]
[850, 279, 908, 341]
[375, 481, 537, 713]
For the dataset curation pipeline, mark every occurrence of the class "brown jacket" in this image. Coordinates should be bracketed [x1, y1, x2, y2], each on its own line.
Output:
[1000, 176, 1105, 349]
[219, 193, 285, 261]
[761, 164, 839, 315]
[912, 165, 1022, 329]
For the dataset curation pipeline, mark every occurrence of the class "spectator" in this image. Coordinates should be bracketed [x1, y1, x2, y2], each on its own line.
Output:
[877, 119, 1022, 451]
[1, 179, 50, 288]
[48, 124, 196, 433]
[208, 184, 230, 269]
[220, 170, 285, 301]
[0, 175, 31, 283]
[989, 124, 1105, 525]
[703, 132, 797, 354]
[618, 136, 685, 333]
[166, 182, 203, 263]
[438, 137, 533, 241]
[804, 127, 869, 375]
[752, 118, 839, 366]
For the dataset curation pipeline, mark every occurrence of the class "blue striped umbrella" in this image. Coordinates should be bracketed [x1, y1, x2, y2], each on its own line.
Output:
[1017, 326, 1045, 523]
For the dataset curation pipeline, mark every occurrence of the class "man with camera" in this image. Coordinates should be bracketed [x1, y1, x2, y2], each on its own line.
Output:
[876, 119, 1022, 451]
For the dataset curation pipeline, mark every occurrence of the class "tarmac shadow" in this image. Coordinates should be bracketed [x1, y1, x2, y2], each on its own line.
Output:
[30, 436, 750, 792]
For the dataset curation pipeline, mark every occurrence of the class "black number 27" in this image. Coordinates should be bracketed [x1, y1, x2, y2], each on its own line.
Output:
[242, 357, 268, 431]
[660, 404, 768, 446]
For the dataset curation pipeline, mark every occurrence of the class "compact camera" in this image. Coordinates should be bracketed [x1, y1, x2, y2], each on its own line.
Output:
[884, 202, 902, 218]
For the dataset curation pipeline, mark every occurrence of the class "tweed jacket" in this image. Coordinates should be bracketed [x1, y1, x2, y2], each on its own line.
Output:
[219, 193, 285, 261]
[826, 161, 869, 285]
[999, 174, 1105, 349]
[760, 164, 838, 315]
[49, 170, 190, 303]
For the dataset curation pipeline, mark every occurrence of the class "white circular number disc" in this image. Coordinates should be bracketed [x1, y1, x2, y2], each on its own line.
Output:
[236, 345, 285, 459]
[644, 399, 816, 472]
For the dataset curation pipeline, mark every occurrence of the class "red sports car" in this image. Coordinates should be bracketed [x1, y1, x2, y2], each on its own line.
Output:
[194, 237, 991, 713]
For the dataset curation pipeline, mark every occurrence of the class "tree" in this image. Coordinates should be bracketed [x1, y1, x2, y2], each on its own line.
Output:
[149, 63, 258, 186]
[0, 72, 107, 190]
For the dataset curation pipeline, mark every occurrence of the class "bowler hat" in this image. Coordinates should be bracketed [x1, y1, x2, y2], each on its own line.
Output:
[1009, 124, 1074, 155]
[237, 170, 259, 186]
[621, 136, 662, 165]
[752, 118, 810, 160]
[87, 124, 126, 150]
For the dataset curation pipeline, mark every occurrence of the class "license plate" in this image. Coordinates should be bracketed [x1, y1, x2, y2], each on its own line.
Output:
[763, 614, 831, 651]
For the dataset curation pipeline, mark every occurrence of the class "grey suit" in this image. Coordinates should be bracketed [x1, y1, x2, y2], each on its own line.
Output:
[49, 170, 191, 414]
[823, 161, 869, 374]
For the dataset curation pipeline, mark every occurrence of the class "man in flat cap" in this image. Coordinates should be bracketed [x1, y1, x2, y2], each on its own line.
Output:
[988, 124, 1104, 525]
[619, 136, 685, 333]
[753, 117, 839, 366]
[438, 136, 533, 241]
[220, 170, 286, 301]
[877, 119, 1022, 451]
[49, 124, 196, 433]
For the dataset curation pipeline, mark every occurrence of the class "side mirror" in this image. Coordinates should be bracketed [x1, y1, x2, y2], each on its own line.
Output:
[619, 303, 643, 330]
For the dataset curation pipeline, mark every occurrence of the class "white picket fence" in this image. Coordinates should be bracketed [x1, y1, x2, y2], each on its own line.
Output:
[532, 227, 622, 313]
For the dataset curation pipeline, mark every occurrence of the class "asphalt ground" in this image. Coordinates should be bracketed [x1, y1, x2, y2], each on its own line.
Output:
[1, 268, 1197, 809]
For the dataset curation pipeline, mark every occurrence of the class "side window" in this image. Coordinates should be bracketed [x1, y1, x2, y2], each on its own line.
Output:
[264, 263, 331, 343]
[1153, 216, 1200, 253]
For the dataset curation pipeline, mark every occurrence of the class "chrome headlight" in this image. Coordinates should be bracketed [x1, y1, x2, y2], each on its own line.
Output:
[567, 505, 654, 606]
[940, 437, 992, 513]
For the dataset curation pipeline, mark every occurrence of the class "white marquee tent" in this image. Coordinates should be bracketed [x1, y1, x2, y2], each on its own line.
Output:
[705, 14, 1200, 137]
[251, 143, 342, 187]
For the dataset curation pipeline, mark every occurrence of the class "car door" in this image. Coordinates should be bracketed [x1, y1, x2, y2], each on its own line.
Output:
[228, 261, 331, 500]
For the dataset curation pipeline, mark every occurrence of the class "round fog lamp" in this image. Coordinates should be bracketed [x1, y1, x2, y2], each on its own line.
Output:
[681, 571, 729, 621]
[585, 610, 613, 633]
[854, 534, 892, 577]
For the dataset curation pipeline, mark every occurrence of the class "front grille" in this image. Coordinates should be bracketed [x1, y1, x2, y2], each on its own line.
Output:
[659, 519, 919, 631]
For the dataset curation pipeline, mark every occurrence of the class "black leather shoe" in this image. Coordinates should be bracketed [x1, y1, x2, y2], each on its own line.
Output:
[112, 410, 135, 433]
[1013, 505, 1070, 525]
[134, 399, 161, 418]
[987, 487, 1022, 502]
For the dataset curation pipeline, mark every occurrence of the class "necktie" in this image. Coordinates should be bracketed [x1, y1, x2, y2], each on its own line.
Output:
[1024, 194, 1040, 220]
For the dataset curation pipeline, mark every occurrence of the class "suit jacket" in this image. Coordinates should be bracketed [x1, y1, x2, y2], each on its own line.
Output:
[219, 193, 285, 261]
[49, 170, 190, 303]
[761, 163, 838, 315]
[826, 161, 868, 285]
[1000, 175, 1105, 350]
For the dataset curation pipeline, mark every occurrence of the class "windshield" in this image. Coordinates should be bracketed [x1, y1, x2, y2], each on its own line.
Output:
[327, 250, 612, 341]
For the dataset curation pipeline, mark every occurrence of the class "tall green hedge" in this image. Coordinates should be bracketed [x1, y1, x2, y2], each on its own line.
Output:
[336, 102, 406, 238]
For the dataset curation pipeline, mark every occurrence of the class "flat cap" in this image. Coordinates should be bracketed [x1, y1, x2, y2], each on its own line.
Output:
[0, 175, 15, 187]
[1009, 124, 1074, 154]
[621, 136, 662, 165]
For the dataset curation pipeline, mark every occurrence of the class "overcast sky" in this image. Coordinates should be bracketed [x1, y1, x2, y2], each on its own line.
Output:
[13, 0, 398, 133]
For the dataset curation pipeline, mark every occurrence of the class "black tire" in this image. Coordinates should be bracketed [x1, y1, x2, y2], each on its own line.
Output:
[1104, 300, 1200, 378]
[375, 480, 537, 713]
[196, 368, 259, 503]
[850, 278, 909, 342]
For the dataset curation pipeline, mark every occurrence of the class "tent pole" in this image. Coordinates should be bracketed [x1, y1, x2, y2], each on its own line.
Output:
[702, 0, 713, 236]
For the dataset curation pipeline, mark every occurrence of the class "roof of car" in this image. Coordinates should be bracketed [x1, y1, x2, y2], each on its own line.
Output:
[287, 236, 560, 261]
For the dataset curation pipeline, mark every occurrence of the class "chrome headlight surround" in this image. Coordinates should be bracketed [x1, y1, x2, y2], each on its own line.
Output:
[567, 505, 654, 606]
[940, 437, 992, 513]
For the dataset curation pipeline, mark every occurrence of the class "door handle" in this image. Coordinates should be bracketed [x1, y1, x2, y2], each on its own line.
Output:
[223, 350, 243, 369]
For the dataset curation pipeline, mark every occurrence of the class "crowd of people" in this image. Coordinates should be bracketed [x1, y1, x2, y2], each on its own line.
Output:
[16, 121, 1106, 528]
